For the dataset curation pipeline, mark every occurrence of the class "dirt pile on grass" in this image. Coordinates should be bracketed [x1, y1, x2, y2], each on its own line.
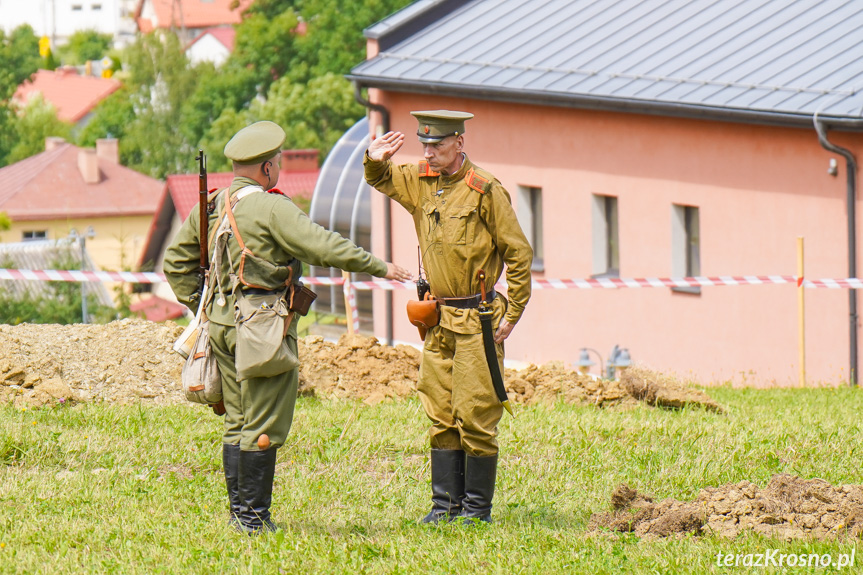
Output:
[590, 474, 863, 540]
[0, 319, 185, 407]
[504, 362, 636, 408]
[297, 334, 420, 405]
[620, 366, 723, 413]
[0, 321, 719, 411]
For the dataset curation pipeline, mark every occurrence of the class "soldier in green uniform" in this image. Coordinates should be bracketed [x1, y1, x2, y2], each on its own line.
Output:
[364, 111, 533, 524]
[165, 121, 411, 534]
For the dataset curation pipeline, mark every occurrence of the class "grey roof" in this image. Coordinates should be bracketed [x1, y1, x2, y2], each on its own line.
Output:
[350, 0, 863, 128]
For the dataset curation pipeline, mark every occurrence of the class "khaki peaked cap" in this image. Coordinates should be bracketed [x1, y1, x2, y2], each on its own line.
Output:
[224, 121, 286, 165]
[411, 110, 473, 143]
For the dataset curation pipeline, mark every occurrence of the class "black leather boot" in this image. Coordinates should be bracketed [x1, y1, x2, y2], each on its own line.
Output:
[237, 448, 278, 534]
[421, 449, 465, 524]
[223, 443, 241, 527]
[457, 454, 498, 524]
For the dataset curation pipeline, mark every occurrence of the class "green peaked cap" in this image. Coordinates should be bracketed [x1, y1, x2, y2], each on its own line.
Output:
[411, 110, 473, 143]
[224, 121, 286, 165]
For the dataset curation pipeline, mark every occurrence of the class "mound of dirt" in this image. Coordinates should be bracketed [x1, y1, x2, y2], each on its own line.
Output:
[0, 320, 719, 412]
[504, 362, 636, 408]
[297, 334, 420, 405]
[590, 474, 863, 540]
[0, 319, 185, 407]
[620, 366, 724, 413]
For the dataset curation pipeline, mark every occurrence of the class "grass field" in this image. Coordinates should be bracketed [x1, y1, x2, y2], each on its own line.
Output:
[1, 386, 861, 574]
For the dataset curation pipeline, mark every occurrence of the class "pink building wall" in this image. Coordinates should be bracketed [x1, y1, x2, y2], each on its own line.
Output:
[368, 90, 862, 386]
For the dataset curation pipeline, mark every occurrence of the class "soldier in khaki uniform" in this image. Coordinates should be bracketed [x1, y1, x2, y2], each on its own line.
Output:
[365, 111, 533, 523]
[165, 121, 411, 534]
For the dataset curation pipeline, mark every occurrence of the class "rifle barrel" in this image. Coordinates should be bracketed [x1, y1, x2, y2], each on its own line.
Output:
[197, 150, 209, 274]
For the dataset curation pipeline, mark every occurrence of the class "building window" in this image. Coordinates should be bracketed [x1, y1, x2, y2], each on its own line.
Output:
[22, 230, 48, 241]
[516, 185, 544, 271]
[672, 204, 701, 293]
[591, 194, 619, 277]
[91, 3, 102, 10]
[72, 4, 83, 11]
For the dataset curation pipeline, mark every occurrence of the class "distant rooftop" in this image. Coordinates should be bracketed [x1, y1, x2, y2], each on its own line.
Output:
[0, 140, 162, 221]
[135, 0, 252, 32]
[350, 0, 863, 128]
[14, 68, 121, 123]
[188, 26, 237, 51]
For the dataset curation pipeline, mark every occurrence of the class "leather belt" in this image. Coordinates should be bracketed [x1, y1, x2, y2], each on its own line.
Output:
[439, 288, 496, 309]
[242, 287, 282, 296]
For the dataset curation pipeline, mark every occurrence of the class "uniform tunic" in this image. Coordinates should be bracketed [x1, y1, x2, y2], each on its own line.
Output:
[165, 176, 388, 451]
[364, 154, 532, 456]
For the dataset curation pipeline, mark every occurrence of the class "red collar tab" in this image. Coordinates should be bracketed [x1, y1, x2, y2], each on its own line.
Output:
[267, 188, 286, 196]
[418, 160, 440, 178]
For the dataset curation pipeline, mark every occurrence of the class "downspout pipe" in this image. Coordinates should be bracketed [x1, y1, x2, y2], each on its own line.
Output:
[354, 81, 394, 345]
[814, 116, 858, 386]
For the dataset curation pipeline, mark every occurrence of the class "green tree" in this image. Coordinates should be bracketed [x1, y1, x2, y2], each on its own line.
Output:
[253, 72, 364, 159]
[0, 24, 42, 166]
[6, 95, 73, 164]
[243, 0, 413, 83]
[73, 0, 413, 177]
[77, 87, 136, 150]
[180, 62, 257, 148]
[230, 7, 301, 92]
[59, 30, 113, 64]
[83, 34, 198, 178]
[197, 107, 253, 172]
[1, 25, 41, 87]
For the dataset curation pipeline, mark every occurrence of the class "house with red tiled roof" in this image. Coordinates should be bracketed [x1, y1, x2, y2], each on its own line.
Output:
[0, 137, 163, 274]
[140, 149, 319, 303]
[186, 26, 236, 67]
[14, 68, 122, 127]
[135, 0, 252, 41]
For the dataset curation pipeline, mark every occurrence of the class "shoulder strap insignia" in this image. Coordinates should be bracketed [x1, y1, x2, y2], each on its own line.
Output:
[465, 168, 491, 194]
[418, 160, 440, 178]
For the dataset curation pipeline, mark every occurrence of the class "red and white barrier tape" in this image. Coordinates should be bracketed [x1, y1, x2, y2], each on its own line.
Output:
[0, 268, 165, 283]
[342, 278, 360, 332]
[0, 269, 861, 289]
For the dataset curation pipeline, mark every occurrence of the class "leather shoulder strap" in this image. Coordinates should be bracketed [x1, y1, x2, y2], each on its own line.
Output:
[224, 190, 248, 252]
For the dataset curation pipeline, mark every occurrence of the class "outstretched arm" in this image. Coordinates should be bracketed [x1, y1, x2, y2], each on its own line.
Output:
[384, 262, 412, 282]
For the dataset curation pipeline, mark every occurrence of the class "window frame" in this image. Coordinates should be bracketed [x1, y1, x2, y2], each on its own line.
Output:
[591, 194, 619, 278]
[671, 203, 701, 294]
[516, 185, 545, 272]
[22, 230, 48, 242]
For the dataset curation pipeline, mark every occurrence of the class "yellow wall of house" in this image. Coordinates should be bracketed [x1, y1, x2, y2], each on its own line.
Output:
[0, 215, 153, 271]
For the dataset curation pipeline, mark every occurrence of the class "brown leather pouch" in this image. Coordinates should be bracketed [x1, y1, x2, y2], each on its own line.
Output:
[289, 284, 318, 316]
[406, 294, 440, 340]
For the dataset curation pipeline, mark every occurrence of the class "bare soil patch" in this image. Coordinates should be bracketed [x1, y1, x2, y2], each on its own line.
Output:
[589, 474, 863, 540]
[0, 320, 719, 412]
[620, 366, 724, 413]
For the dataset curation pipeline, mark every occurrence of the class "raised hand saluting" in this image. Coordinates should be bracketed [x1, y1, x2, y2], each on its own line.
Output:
[367, 131, 405, 162]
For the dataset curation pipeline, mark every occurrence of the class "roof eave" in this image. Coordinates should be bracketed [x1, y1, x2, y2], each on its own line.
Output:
[347, 75, 863, 131]
[363, 0, 470, 52]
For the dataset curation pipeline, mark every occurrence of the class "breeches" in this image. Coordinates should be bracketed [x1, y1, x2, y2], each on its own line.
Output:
[418, 325, 504, 457]
[209, 322, 299, 451]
